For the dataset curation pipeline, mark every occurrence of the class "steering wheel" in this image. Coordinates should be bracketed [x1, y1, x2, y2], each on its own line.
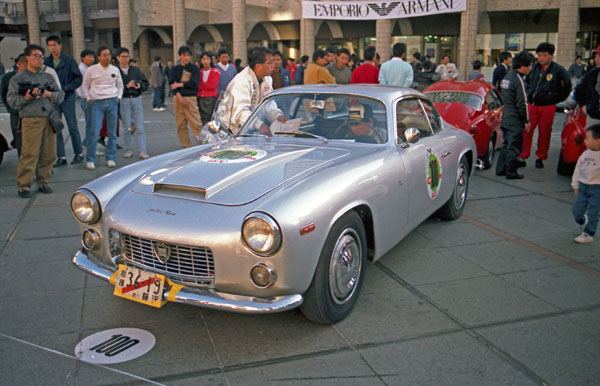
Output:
[334, 121, 356, 139]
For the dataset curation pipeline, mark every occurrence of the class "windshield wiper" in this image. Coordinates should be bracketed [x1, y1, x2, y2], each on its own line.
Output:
[237, 133, 270, 140]
[273, 130, 328, 143]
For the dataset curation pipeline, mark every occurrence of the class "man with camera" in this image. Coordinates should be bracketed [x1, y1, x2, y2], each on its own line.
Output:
[7, 44, 64, 198]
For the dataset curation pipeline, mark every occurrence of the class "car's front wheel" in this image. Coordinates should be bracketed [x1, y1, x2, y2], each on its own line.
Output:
[300, 211, 367, 324]
[437, 156, 469, 221]
[481, 134, 496, 170]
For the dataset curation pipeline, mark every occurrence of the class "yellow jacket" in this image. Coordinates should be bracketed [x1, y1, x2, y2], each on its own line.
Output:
[304, 63, 336, 84]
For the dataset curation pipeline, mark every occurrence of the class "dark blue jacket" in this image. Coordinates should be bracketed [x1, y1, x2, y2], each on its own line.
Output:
[44, 53, 82, 95]
[278, 67, 291, 87]
[294, 64, 306, 85]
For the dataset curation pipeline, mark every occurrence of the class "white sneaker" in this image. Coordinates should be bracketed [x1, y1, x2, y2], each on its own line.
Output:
[157, 107, 166, 112]
[124, 150, 134, 158]
[139, 152, 150, 160]
[580, 214, 588, 231]
[86, 162, 95, 170]
[574, 232, 594, 244]
[107, 160, 116, 168]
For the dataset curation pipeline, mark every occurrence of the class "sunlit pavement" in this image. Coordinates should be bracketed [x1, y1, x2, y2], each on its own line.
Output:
[1, 95, 599, 386]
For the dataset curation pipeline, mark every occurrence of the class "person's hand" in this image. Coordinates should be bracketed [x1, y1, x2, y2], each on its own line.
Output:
[24, 89, 34, 101]
[582, 106, 587, 115]
[259, 124, 272, 136]
[87, 99, 92, 104]
[524, 123, 531, 132]
[170, 83, 177, 90]
[574, 188, 578, 197]
[276, 115, 287, 123]
[41, 90, 52, 99]
[126, 80, 135, 88]
[134, 82, 141, 89]
[177, 94, 187, 108]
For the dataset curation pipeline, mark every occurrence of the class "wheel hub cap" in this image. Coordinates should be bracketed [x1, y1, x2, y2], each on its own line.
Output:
[329, 230, 362, 305]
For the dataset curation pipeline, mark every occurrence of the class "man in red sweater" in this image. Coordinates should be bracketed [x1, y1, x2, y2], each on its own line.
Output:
[350, 46, 379, 84]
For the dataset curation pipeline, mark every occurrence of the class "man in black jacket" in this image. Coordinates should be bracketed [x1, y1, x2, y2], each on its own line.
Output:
[496, 51, 535, 179]
[1, 54, 27, 156]
[519, 42, 572, 169]
[492, 51, 512, 90]
[116, 47, 150, 160]
[574, 46, 600, 127]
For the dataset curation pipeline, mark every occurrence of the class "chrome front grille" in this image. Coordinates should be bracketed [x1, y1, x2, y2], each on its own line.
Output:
[120, 233, 215, 286]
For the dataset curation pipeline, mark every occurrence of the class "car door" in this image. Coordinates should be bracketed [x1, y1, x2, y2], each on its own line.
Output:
[395, 98, 448, 227]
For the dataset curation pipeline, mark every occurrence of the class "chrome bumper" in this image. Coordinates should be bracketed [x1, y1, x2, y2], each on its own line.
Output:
[72, 249, 303, 313]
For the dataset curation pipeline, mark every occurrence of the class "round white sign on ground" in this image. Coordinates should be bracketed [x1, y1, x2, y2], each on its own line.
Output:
[75, 328, 156, 364]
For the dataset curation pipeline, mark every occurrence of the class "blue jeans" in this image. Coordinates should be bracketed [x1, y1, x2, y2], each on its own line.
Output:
[87, 98, 118, 163]
[572, 183, 600, 236]
[152, 86, 161, 108]
[80, 97, 92, 148]
[120, 96, 147, 153]
[56, 92, 83, 158]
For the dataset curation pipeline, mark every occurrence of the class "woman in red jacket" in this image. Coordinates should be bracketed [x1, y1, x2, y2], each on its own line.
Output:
[197, 52, 221, 124]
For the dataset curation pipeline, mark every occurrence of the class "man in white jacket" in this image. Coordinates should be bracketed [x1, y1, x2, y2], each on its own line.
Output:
[220, 46, 285, 135]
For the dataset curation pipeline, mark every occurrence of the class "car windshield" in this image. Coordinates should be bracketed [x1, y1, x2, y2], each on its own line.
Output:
[425, 91, 483, 110]
[237, 93, 388, 144]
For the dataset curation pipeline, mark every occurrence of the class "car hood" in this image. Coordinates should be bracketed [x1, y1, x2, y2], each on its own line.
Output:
[434, 103, 477, 131]
[131, 140, 350, 205]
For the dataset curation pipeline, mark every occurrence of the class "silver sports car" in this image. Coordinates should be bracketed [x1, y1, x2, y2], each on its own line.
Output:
[71, 85, 476, 324]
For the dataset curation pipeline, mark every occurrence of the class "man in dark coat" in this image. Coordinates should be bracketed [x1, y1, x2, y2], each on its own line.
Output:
[492, 51, 512, 89]
[496, 51, 535, 180]
[1, 54, 27, 156]
[575, 46, 600, 127]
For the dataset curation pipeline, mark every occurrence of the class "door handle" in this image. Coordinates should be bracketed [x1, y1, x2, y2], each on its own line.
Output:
[441, 151, 451, 157]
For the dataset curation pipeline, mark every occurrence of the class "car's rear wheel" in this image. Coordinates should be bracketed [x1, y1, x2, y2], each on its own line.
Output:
[481, 134, 495, 170]
[300, 211, 367, 324]
[437, 156, 469, 221]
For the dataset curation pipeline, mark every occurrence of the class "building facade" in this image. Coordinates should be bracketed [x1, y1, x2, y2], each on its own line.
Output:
[1, 0, 599, 78]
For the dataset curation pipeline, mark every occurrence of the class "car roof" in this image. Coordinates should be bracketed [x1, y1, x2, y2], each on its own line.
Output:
[270, 84, 426, 104]
[423, 80, 492, 97]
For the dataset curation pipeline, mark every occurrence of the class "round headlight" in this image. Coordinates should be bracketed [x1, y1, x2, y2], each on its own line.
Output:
[71, 190, 101, 224]
[250, 264, 277, 288]
[242, 212, 282, 256]
[82, 229, 101, 251]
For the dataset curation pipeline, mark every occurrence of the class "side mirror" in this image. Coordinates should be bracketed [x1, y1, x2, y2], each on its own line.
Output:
[404, 127, 421, 143]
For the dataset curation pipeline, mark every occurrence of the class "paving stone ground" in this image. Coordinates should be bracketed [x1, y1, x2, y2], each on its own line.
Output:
[1, 95, 598, 386]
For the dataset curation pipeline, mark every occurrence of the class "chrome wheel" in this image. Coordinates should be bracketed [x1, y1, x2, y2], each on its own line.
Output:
[454, 163, 468, 210]
[328, 228, 362, 305]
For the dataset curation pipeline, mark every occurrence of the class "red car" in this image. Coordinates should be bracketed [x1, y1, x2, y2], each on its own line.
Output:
[424, 80, 503, 169]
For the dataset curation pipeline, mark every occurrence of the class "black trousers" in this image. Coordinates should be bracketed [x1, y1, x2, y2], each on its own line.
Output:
[197, 97, 217, 125]
[496, 126, 524, 175]
[10, 112, 21, 157]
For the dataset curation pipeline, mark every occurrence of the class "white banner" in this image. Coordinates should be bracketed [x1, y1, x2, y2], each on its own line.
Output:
[302, 0, 467, 20]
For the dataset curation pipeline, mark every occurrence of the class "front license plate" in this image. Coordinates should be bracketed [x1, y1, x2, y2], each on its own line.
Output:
[113, 265, 166, 308]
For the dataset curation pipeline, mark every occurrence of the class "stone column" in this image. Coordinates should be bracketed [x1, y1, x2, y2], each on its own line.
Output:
[376, 19, 392, 63]
[70, 0, 85, 62]
[118, 0, 133, 52]
[556, 0, 579, 68]
[458, 0, 480, 80]
[172, 0, 186, 61]
[138, 31, 150, 68]
[300, 18, 314, 60]
[26, 0, 41, 45]
[232, 0, 247, 67]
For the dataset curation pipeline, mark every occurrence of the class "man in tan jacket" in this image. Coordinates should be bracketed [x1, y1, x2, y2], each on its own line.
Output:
[304, 49, 336, 85]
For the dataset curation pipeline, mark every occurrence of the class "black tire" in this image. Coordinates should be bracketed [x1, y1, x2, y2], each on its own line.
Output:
[556, 149, 576, 176]
[0, 150, 4, 166]
[437, 156, 469, 221]
[481, 134, 495, 170]
[300, 211, 367, 324]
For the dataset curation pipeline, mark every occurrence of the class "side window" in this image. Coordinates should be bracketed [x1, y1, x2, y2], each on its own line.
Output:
[396, 98, 433, 140]
[420, 100, 442, 134]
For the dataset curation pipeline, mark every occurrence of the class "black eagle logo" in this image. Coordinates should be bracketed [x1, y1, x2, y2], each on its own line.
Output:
[368, 2, 401, 16]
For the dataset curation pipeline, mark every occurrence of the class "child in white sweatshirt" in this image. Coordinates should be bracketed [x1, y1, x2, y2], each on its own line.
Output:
[571, 124, 600, 243]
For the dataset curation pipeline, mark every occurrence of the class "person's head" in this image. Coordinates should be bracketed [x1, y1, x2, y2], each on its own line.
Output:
[154, 55, 161, 63]
[97, 45, 112, 67]
[348, 104, 375, 137]
[585, 124, 600, 151]
[80, 49, 95, 66]
[499, 51, 512, 66]
[336, 48, 350, 68]
[129, 58, 138, 66]
[45, 35, 62, 57]
[512, 51, 535, 75]
[575, 55, 582, 64]
[588, 55, 596, 67]
[14, 53, 27, 72]
[472, 60, 482, 71]
[116, 47, 130, 67]
[423, 60, 432, 71]
[392, 42, 407, 59]
[326, 46, 337, 64]
[300, 55, 309, 66]
[424, 55, 431, 61]
[595, 45, 600, 67]
[235, 58, 242, 67]
[24, 44, 45, 71]
[364, 46, 376, 62]
[535, 42, 555, 66]
[248, 46, 273, 79]
[287, 57, 295, 66]
[167, 59, 173, 66]
[200, 52, 212, 69]
[312, 49, 327, 66]
[413, 52, 421, 62]
[374, 53, 380, 65]
[177, 46, 191, 65]
[442, 55, 450, 65]
[217, 49, 229, 65]
[272, 50, 283, 70]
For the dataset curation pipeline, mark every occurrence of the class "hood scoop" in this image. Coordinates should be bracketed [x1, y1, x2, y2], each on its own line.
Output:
[153, 184, 206, 200]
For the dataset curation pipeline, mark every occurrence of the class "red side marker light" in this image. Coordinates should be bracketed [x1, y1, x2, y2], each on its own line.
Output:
[300, 223, 315, 235]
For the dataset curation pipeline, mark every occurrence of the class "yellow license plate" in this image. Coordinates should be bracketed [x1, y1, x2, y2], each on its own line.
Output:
[113, 265, 166, 308]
